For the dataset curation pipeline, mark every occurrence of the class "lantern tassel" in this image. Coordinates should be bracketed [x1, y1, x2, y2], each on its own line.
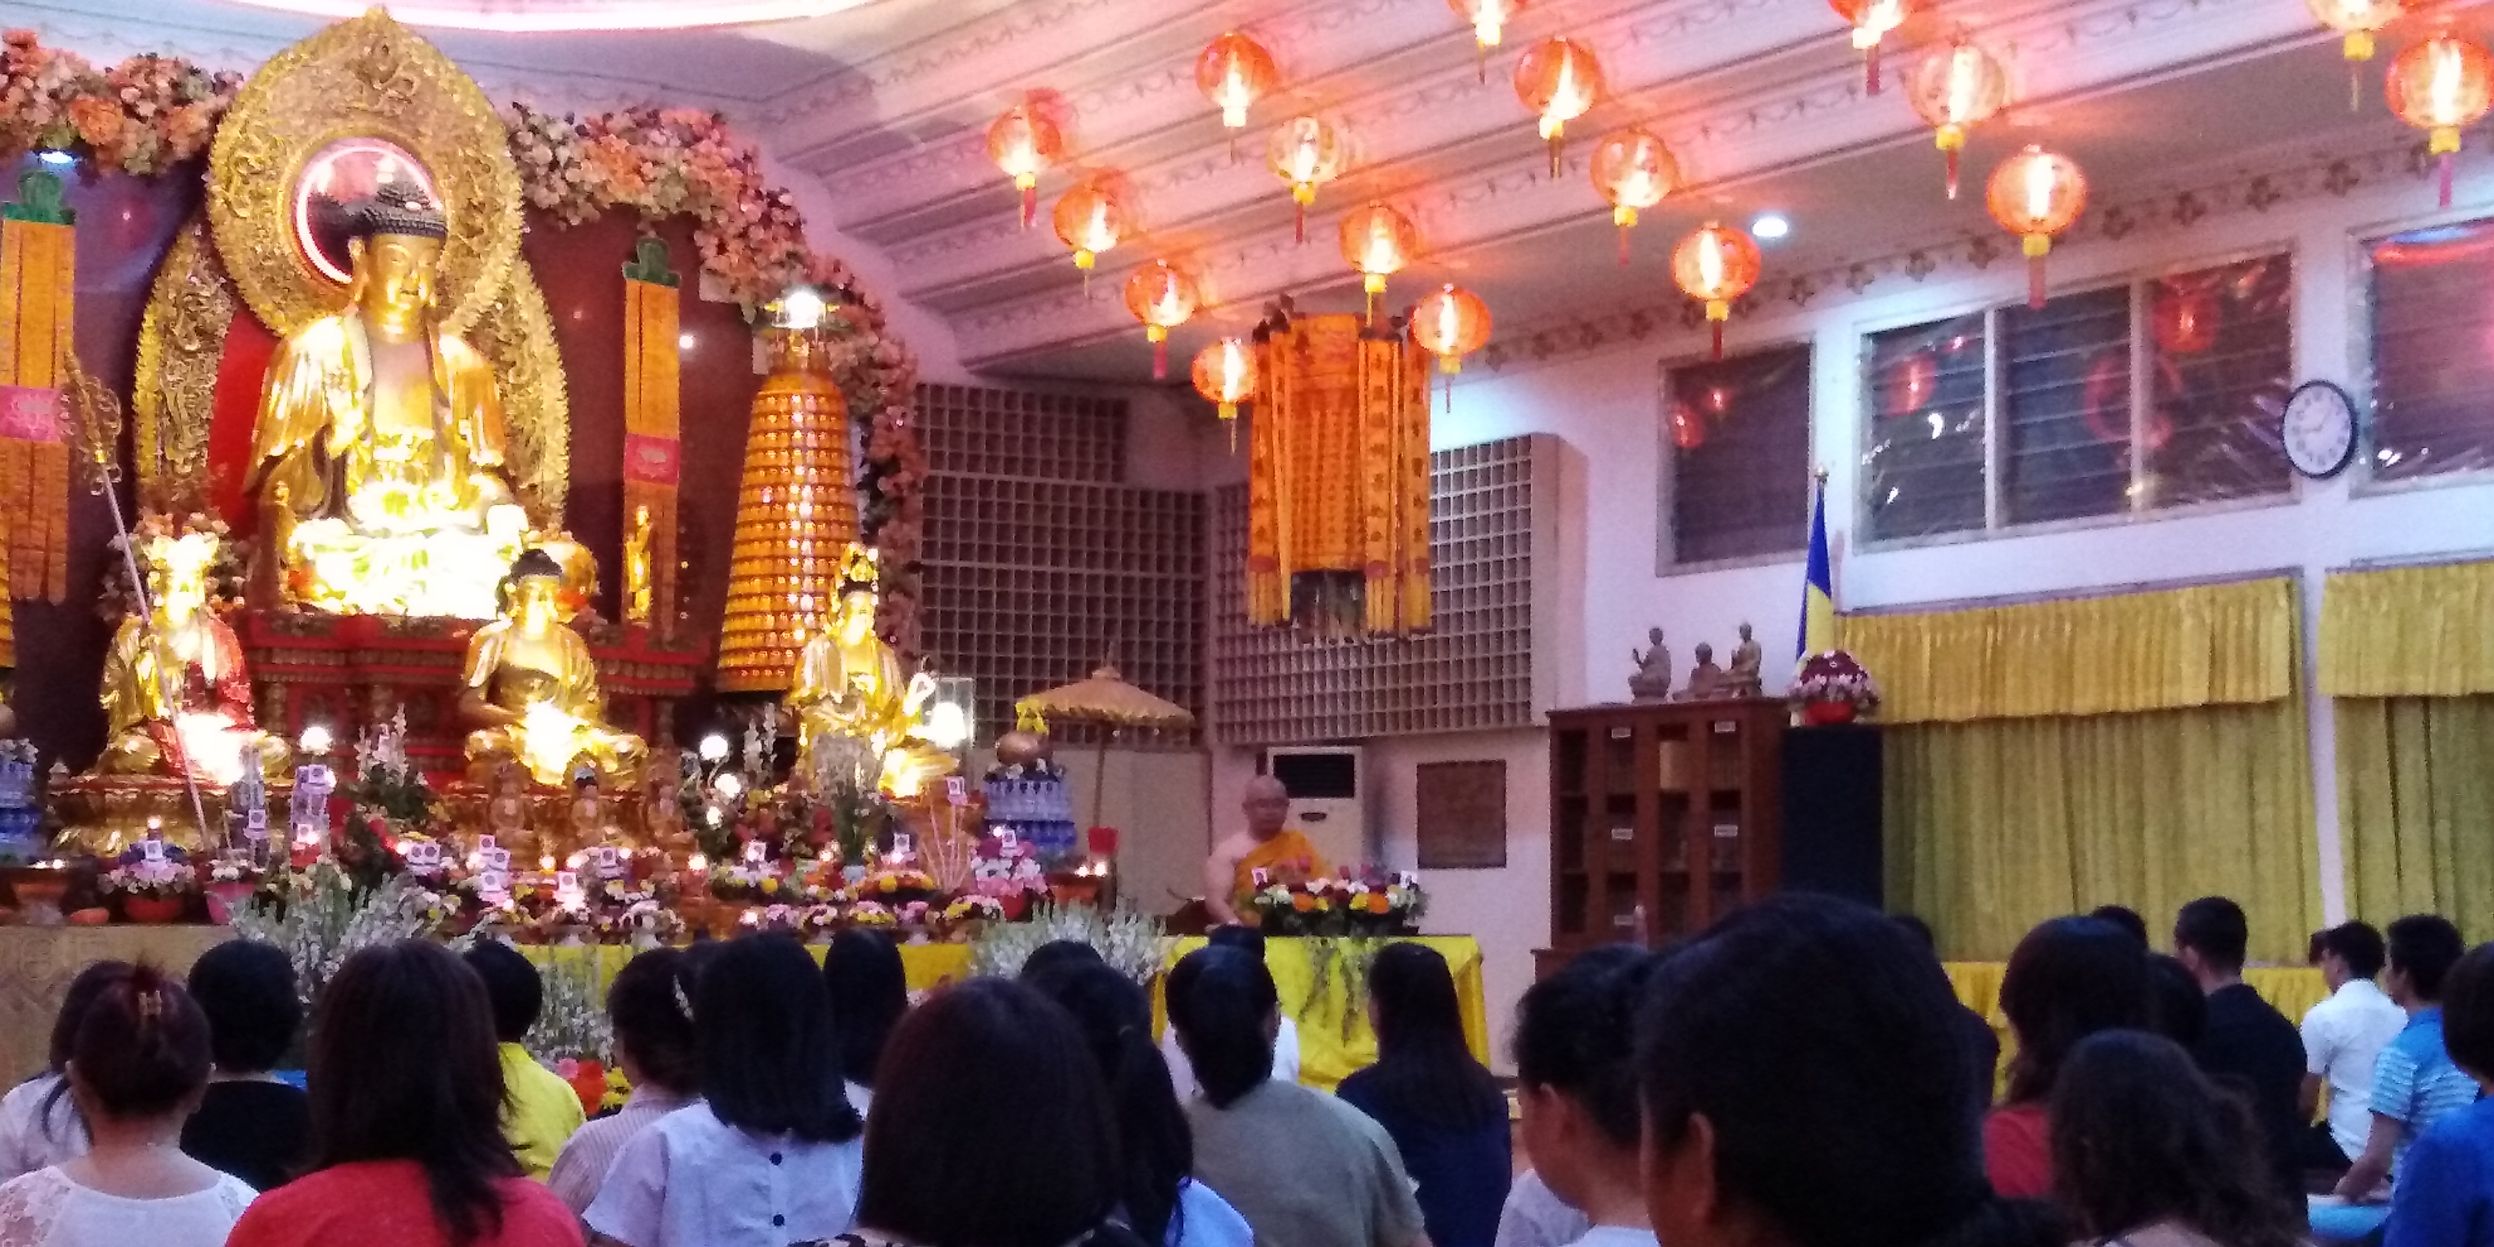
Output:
[1477, 43, 1487, 85]
[1945, 147, 1960, 200]
[1021, 185, 1037, 231]
[1711, 322, 1725, 360]
[2441, 151, 2457, 209]
[2349, 61, 2361, 114]
[1153, 337, 1169, 381]
[1296, 201, 1307, 245]
[1548, 134, 1563, 179]
[1865, 42, 1882, 96]
[1617, 222, 1630, 268]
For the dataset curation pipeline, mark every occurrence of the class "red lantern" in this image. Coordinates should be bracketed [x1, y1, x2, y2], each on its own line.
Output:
[1589, 128, 1679, 265]
[1879, 348, 1938, 418]
[1411, 283, 1493, 413]
[1904, 37, 2009, 199]
[1197, 32, 1279, 145]
[1671, 222, 1763, 360]
[1123, 260, 1200, 380]
[1449, 0, 1527, 79]
[1191, 337, 1257, 427]
[1052, 178, 1128, 290]
[2387, 32, 2494, 208]
[1830, 0, 1930, 94]
[1515, 38, 1604, 176]
[986, 104, 1064, 230]
[1339, 201, 1419, 323]
[2309, 0, 2403, 108]
[1269, 114, 1347, 244]
[1986, 145, 2088, 309]
[2150, 277, 2220, 356]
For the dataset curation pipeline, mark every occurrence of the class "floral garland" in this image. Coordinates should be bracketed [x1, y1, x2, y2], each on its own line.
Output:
[0, 33, 238, 175]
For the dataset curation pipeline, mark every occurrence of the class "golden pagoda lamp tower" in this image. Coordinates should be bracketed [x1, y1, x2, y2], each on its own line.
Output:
[715, 288, 861, 695]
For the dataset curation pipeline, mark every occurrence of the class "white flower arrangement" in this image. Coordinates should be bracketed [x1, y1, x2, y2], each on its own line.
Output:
[968, 902, 1167, 985]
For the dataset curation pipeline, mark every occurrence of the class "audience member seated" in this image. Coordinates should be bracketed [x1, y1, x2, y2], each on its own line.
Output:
[464, 942, 585, 1182]
[1167, 946, 1426, 1247]
[1512, 946, 1656, 1247]
[1988, 916, 2148, 1198]
[2334, 915, 2476, 1206]
[226, 940, 583, 1247]
[1638, 894, 2061, 1247]
[2300, 921, 2405, 1179]
[550, 950, 700, 1216]
[823, 930, 906, 1118]
[181, 941, 310, 1190]
[1338, 943, 1511, 1247]
[1893, 915, 2002, 1108]
[2174, 896, 2307, 1202]
[586, 936, 865, 1247]
[1162, 927, 1299, 1100]
[2091, 905, 2151, 948]
[2147, 954, 2209, 1048]
[1492, 1171, 1589, 1247]
[0, 964, 254, 1247]
[0, 964, 124, 1181]
[2383, 941, 2494, 1247]
[834, 977, 1156, 1247]
[1026, 957, 1252, 1247]
[2051, 1029, 2305, 1247]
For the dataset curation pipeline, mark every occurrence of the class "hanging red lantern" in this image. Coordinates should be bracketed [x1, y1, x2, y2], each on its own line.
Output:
[1589, 128, 1679, 265]
[1411, 283, 1493, 413]
[1123, 260, 1200, 381]
[1829, 0, 1930, 95]
[2309, 0, 2403, 109]
[2387, 32, 2494, 208]
[986, 104, 1065, 230]
[1904, 37, 2009, 199]
[1879, 348, 1939, 418]
[1052, 178, 1128, 291]
[1671, 222, 1763, 360]
[1515, 38, 1604, 177]
[2150, 277, 2221, 356]
[1191, 337, 1258, 439]
[1197, 32, 1279, 150]
[1340, 201, 1418, 324]
[1449, 0, 1527, 80]
[1986, 145, 2088, 309]
[1268, 114, 1347, 245]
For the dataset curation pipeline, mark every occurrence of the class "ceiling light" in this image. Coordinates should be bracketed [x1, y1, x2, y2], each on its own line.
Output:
[1751, 214, 1792, 241]
[216, 0, 877, 33]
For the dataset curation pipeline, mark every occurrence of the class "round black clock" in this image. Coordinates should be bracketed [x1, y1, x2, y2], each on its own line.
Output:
[2281, 380, 2359, 480]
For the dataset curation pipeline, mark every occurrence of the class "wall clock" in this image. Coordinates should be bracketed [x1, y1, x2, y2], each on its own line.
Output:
[2282, 380, 2359, 480]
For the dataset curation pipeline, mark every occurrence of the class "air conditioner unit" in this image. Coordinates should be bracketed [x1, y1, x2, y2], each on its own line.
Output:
[1262, 745, 1370, 870]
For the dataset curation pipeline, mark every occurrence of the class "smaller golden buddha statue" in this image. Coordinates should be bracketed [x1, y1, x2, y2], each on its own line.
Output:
[623, 505, 653, 625]
[96, 531, 291, 787]
[786, 544, 958, 800]
[460, 549, 647, 787]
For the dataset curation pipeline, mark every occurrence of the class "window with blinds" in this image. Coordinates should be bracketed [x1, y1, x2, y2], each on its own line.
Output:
[1664, 343, 1813, 565]
[1858, 254, 2291, 542]
[2370, 220, 2494, 481]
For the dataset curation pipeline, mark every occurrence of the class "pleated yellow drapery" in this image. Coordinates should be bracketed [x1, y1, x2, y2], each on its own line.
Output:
[2321, 562, 2494, 698]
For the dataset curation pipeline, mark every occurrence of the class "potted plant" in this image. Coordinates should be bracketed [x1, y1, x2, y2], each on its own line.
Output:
[102, 843, 197, 923]
[1790, 650, 1881, 725]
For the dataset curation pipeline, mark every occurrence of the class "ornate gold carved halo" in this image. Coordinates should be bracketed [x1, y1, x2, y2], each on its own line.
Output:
[205, 9, 521, 339]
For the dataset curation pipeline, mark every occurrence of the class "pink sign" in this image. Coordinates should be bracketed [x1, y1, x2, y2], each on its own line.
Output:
[0, 387, 60, 442]
[624, 433, 680, 485]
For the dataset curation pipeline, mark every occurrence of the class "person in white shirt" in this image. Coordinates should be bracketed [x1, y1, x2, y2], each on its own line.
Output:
[1515, 948, 1660, 1247]
[0, 964, 129, 1183]
[2300, 922, 2407, 1175]
[549, 949, 700, 1216]
[1493, 1171, 1590, 1247]
[1162, 926, 1299, 1099]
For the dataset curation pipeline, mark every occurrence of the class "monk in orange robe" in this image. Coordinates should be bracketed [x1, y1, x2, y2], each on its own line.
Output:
[1204, 774, 1333, 926]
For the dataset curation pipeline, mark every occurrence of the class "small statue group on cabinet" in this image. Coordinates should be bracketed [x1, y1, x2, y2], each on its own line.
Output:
[1629, 622, 1766, 703]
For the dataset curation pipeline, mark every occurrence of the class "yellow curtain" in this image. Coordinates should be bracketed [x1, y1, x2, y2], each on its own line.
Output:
[1885, 701, 2319, 961]
[2321, 562, 2494, 697]
[2335, 696, 2494, 937]
[1841, 578, 2295, 723]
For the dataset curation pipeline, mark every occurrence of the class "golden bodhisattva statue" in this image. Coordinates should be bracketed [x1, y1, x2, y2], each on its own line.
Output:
[460, 549, 647, 787]
[786, 544, 957, 799]
[623, 504, 653, 625]
[97, 531, 291, 786]
[251, 183, 526, 618]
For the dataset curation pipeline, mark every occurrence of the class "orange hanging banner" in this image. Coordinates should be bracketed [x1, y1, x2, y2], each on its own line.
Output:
[0, 171, 76, 608]
[621, 238, 682, 639]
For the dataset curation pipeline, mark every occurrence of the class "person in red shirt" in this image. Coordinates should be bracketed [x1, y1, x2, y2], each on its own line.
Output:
[227, 940, 582, 1247]
[1985, 916, 2151, 1199]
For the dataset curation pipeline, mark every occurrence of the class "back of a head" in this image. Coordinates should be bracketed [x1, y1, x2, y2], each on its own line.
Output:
[2145, 955, 2207, 1049]
[607, 948, 700, 1097]
[68, 964, 211, 1123]
[190, 940, 302, 1074]
[1639, 895, 2001, 1247]
[2001, 917, 2150, 1104]
[1366, 942, 1502, 1131]
[2317, 921, 2389, 980]
[699, 935, 861, 1143]
[1165, 946, 1279, 1109]
[859, 978, 1128, 1247]
[2388, 914, 2467, 1002]
[2089, 906, 2150, 948]
[2442, 943, 2494, 1081]
[1020, 939, 1107, 980]
[1026, 958, 1193, 1245]
[2173, 897, 2249, 973]
[311, 940, 514, 1245]
[2048, 1030, 2299, 1247]
[1205, 924, 1268, 961]
[1891, 914, 1940, 955]
[823, 929, 907, 1088]
[461, 940, 543, 1044]
[1516, 946, 1651, 1150]
[48, 960, 134, 1074]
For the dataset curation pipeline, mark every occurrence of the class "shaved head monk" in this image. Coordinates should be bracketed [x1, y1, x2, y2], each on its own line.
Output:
[1203, 775, 1332, 926]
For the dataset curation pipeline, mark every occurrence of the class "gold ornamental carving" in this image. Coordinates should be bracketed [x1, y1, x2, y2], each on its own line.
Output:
[468, 265, 571, 522]
[204, 9, 522, 341]
[131, 222, 234, 514]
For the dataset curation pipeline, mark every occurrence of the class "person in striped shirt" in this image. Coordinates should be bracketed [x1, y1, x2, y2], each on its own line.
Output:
[2334, 915, 2482, 1204]
[549, 950, 701, 1216]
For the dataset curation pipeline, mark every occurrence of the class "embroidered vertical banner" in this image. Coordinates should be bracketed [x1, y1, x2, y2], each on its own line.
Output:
[620, 238, 681, 636]
[0, 172, 75, 606]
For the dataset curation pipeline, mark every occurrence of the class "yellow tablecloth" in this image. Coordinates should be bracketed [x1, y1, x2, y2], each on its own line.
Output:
[1945, 962, 2327, 1101]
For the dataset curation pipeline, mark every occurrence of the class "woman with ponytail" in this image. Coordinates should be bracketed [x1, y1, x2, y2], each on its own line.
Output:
[0, 963, 254, 1247]
[1026, 958, 1252, 1247]
[1167, 946, 1428, 1247]
[550, 948, 702, 1215]
[1340, 943, 1510, 1247]
[1638, 894, 2064, 1247]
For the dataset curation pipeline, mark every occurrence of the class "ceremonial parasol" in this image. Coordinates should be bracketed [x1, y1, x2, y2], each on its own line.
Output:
[1014, 664, 1196, 828]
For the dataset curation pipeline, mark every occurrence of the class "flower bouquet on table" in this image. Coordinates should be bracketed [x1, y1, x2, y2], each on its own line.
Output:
[941, 893, 1007, 942]
[1790, 650, 1880, 725]
[202, 855, 261, 924]
[846, 899, 897, 931]
[967, 832, 1051, 920]
[858, 865, 938, 907]
[102, 840, 198, 923]
[1250, 870, 1428, 939]
[737, 902, 805, 935]
[596, 894, 683, 948]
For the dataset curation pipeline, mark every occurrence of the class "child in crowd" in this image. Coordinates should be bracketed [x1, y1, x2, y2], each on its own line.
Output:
[1513, 946, 1657, 1247]
[549, 949, 700, 1216]
[463, 942, 585, 1182]
[181, 939, 310, 1190]
[2383, 940, 2494, 1247]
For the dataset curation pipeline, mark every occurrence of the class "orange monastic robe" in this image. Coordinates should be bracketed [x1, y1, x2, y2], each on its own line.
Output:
[1234, 828, 1332, 911]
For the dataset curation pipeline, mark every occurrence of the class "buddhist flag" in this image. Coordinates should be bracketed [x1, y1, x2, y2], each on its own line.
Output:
[1798, 474, 1834, 659]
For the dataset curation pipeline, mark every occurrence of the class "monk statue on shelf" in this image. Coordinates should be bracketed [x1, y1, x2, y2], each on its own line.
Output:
[1629, 627, 1673, 702]
[250, 182, 527, 619]
[96, 530, 291, 786]
[1205, 775, 1332, 927]
[786, 543, 958, 800]
[460, 549, 647, 787]
[1725, 621, 1765, 698]
[1681, 643, 1727, 701]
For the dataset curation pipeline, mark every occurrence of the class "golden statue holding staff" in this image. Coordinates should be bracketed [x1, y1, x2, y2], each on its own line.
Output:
[96, 530, 291, 787]
[786, 543, 956, 799]
[461, 549, 647, 787]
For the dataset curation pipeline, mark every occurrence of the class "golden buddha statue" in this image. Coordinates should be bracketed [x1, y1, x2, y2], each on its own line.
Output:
[786, 544, 957, 799]
[97, 531, 291, 787]
[623, 504, 653, 625]
[460, 549, 647, 787]
[251, 183, 526, 618]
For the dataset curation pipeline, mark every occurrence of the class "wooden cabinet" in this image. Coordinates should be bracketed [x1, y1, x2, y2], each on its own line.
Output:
[1545, 698, 1789, 958]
